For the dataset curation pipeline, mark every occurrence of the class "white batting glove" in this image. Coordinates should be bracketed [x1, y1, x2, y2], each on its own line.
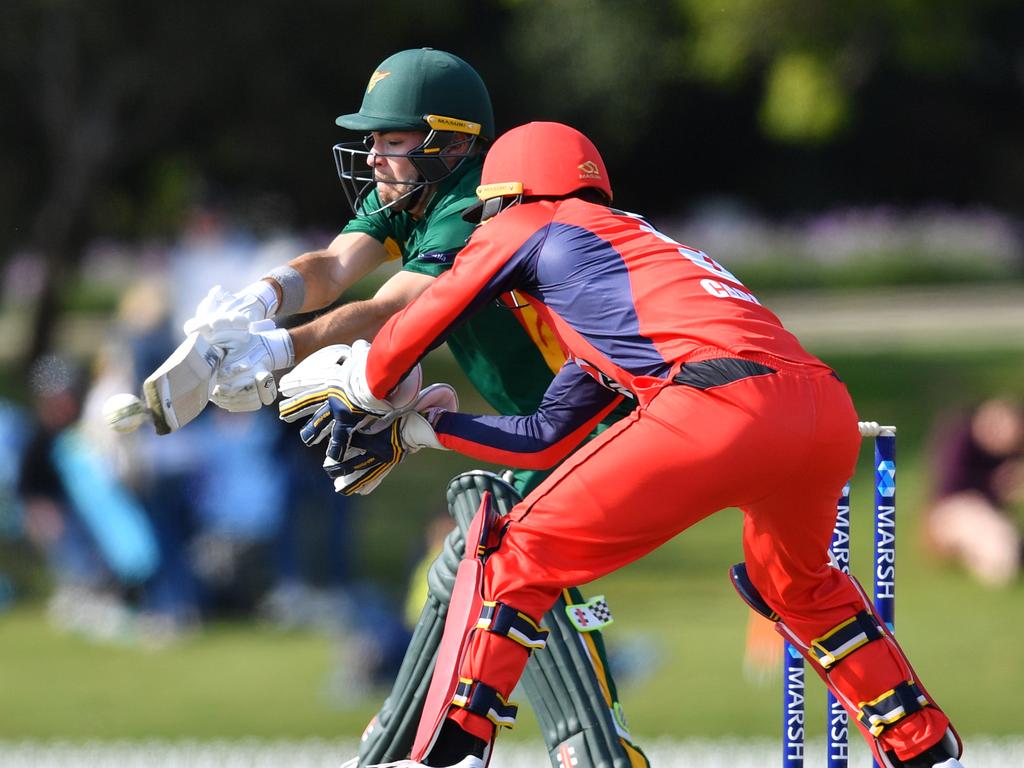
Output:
[326, 383, 457, 496]
[184, 281, 279, 341]
[208, 319, 294, 412]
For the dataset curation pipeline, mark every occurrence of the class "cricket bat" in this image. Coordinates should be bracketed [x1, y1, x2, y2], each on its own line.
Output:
[142, 333, 224, 435]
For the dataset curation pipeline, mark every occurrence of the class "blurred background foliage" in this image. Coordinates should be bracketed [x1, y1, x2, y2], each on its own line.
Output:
[1, 0, 1023, 750]
[1, 0, 1023, 359]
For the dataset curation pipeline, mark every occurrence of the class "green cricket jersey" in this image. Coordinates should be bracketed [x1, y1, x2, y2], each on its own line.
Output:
[342, 157, 559, 418]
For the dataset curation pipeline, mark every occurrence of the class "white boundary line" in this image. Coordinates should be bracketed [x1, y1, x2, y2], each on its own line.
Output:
[1, 738, 1021, 767]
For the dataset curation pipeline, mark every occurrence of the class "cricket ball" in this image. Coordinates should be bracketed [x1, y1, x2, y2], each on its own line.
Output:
[102, 393, 149, 434]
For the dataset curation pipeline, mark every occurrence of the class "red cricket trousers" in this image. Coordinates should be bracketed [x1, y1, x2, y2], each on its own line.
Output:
[450, 366, 950, 761]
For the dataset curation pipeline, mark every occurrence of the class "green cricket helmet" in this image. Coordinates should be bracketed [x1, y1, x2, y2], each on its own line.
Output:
[333, 48, 495, 216]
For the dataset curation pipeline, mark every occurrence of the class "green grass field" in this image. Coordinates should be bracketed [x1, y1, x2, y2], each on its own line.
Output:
[1, 345, 1022, 743]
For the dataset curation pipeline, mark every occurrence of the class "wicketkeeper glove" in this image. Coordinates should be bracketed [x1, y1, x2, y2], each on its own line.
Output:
[278, 344, 352, 403]
[297, 386, 374, 461]
[324, 383, 457, 496]
[277, 342, 423, 461]
[336, 339, 422, 415]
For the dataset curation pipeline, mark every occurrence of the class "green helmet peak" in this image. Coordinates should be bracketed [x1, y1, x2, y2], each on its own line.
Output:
[333, 49, 493, 217]
[337, 48, 494, 140]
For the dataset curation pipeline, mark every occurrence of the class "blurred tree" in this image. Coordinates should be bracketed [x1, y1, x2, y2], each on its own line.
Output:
[0, 0, 1021, 365]
[0, 0, 468, 363]
[676, 0, 1011, 142]
[503, 0, 1023, 212]
[0, 1, 240, 362]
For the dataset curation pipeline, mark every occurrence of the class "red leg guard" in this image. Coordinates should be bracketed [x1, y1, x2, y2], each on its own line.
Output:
[775, 575, 961, 766]
[410, 492, 500, 762]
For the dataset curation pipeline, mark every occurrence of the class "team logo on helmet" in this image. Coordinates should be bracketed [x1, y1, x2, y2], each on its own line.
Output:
[578, 160, 602, 180]
[366, 70, 391, 93]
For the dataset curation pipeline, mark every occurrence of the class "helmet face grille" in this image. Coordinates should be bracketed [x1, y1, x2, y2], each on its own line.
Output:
[333, 131, 480, 218]
[333, 139, 426, 217]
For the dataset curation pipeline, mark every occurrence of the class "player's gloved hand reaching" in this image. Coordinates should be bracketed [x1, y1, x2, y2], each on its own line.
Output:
[278, 345, 365, 447]
[279, 340, 422, 421]
[184, 284, 293, 413]
[324, 382, 457, 496]
[277, 340, 440, 494]
[185, 282, 279, 335]
[295, 386, 374, 460]
[207, 317, 293, 412]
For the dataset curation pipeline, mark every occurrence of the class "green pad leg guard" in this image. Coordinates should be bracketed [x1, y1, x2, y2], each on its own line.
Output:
[356, 470, 648, 767]
[355, 472, 521, 766]
[522, 585, 649, 767]
[354, 530, 458, 765]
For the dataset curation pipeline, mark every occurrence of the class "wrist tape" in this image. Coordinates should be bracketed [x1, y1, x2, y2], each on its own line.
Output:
[262, 265, 306, 317]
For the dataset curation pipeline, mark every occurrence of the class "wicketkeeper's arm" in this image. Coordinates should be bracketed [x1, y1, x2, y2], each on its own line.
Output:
[433, 362, 624, 470]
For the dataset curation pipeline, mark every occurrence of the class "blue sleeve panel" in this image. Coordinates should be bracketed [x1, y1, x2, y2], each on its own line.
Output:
[434, 362, 622, 469]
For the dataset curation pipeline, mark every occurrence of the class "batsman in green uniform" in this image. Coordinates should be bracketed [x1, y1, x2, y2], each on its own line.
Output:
[183, 48, 646, 768]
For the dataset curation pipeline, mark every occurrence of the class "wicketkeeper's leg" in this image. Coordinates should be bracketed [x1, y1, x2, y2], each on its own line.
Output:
[353, 470, 647, 767]
[415, 376, 962, 768]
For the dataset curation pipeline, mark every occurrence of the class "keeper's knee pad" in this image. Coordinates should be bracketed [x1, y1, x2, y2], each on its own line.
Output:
[472, 473, 649, 767]
[730, 562, 962, 768]
[364, 470, 647, 768]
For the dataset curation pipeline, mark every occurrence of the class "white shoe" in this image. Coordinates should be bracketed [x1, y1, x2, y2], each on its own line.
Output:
[932, 760, 964, 768]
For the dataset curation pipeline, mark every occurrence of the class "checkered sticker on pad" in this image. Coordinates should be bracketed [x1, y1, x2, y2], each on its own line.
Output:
[565, 594, 613, 632]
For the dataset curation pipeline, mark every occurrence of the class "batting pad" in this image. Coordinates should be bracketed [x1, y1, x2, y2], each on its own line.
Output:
[354, 538, 458, 765]
[523, 585, 649, 768]
[356, 470, 648, 767]
[355, 472, 521, 766]
[452, 472, 649, 767]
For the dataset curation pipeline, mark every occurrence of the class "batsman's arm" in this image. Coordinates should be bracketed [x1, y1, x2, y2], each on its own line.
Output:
[268, 231, 389, 313]
[288, 268, 436, 364]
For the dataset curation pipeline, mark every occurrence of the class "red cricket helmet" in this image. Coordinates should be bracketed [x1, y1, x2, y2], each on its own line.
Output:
[464, 121, 612, 222]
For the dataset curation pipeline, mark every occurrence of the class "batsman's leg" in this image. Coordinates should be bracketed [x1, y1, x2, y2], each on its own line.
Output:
[352, 472, 517, 766]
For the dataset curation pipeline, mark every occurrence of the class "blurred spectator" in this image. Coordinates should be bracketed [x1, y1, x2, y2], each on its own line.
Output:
[162, 206, 357, 619]
[17, 354, 159, 641]
[403, 510, 453, 629]
[84, 280, 206, 636]
[6, 204, 404, 657]
[186, 407, 288, 615]
[0, 398, 30, 539]
[925, 397, 1024, 587]
[0, 398, 31, 612]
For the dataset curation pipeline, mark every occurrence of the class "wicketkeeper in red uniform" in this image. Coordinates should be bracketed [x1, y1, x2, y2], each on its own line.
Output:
[288, 122, 965, 768]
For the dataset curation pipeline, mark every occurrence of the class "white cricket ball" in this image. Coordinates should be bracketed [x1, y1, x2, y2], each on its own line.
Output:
[102, 392, 149, 433]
